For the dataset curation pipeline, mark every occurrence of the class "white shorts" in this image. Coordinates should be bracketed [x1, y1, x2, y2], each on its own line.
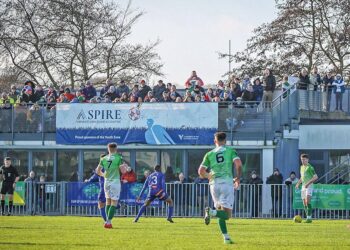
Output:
[301, 187, 313, 200]
[210, 182, 234, 210]
[104, 181, 121, 200]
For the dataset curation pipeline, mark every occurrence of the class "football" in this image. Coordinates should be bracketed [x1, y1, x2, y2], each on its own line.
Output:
[293, 215, 302, 223]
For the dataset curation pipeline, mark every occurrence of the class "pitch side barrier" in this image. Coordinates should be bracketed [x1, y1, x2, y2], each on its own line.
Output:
[7, 182, 350, 219]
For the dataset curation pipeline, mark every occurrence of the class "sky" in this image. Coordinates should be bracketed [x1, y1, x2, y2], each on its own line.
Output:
[117, 0, 277, 87]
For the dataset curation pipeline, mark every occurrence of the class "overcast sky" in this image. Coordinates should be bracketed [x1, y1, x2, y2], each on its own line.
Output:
[118, 0, 277, 87]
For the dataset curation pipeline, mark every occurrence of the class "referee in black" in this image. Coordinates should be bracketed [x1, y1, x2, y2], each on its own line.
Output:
[0, 157, 19, 216]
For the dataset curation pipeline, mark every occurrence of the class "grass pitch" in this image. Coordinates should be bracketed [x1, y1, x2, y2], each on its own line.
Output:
[0, 216, 349, 250]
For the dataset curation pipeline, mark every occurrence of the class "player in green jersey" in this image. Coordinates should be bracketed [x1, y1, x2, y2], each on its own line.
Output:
[198, 132, 242, 244]
[96, 143, 127, 229]
[295, 154, 318, 223]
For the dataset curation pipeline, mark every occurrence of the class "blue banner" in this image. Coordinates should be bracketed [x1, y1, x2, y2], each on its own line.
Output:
[66, 182, 161, 207]
[56, 103, 218, 145]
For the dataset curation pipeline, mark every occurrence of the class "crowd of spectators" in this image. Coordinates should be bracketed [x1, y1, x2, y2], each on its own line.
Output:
[0, 68, 347, 111]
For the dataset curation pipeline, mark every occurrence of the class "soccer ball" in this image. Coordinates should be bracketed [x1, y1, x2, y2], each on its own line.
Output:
[293, 215, 302, 223]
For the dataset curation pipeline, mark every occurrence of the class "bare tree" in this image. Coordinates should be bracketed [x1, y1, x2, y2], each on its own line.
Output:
[0, 0, 162, 88]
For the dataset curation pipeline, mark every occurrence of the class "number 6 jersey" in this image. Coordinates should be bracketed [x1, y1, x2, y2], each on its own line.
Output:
[201, 146, 240, 184]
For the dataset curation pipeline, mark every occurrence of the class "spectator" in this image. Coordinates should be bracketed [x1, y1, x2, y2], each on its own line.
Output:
[332, 74, 345, 111]
[45, 86, 58, 100]
[193, 175, 209, 211]
[129, 95, 138, 103]
[297, 68, 310, 90]
[165, 166, 176, 183]
[34, 84, 45, 99]
[204, 88, 215, 102]
[24, 171, 36, 182]
[57, 93, 69, 103]
[221, 91, 232, 102]
[21, 86, 39, 103]
[120, 92, 129, 103]
[230, 81, 242, 99]
[263, 68, 276, 109]
[69, 171, 78, 182]
[247, 170, 263, 218]
[116, 80, 130, 97]
[25, 170, 36, 215]
[153, 80, 166, 101]
[121, 166, 137, 184]
[63, 87, 75, 101]
[104, 86, 118, 101]
[183, 90, 194, 102]
[24, 80, 36, 90]
[253, 78, 264, 103]
[191, 84, 205, 97]
[216, 80, 225, 96]
[58, 86, 65, 96]
[143, 91, 154, 102]
[75, 90, 86, 103]
[9, 85, 19, 103]
[242, 74, 251, 91]
[38, 175, 46, 214]
[0, 92, 15, 106]
[174, 172, 190, 216]
[322, 71, 334, 111]
[139, 170, 150, 183]
[166, 82, 172, 92]
[82, 80, 97, 101]
[138, 80, 152, 101]
[100, 78, 113, 97]
[284, 171, 299, 217]
[129, 85, 139, 100]
[159, 91, 172, 102]
[309, 66, 322, 91]
[242, 84, 257, 105]
[169, 85, 181, 101]
[185, 70, 204, 89]
[282, 75, 291, 99]
[266, 168, 283, 218]
[175, 96, 183, 102]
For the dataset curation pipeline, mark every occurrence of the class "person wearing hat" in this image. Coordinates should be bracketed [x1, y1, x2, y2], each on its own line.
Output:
[82, 80, 97, 101]
[0, 157, 19, 216]
[246, 170, 263, 218]
[266, 168, 283, 218]
[138, 80, 152, 101]
[332, 74, 345, 111]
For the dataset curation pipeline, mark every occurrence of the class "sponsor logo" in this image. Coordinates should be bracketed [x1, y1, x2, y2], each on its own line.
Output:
[76, 109, 121, 120]
[178, 134, 184, 140]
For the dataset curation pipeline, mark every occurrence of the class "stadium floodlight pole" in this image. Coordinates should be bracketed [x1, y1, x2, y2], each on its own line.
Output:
[218, 40, 234, 80]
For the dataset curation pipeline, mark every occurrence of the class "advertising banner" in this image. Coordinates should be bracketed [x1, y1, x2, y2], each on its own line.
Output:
[56, 103, 218, 145]
[293, 184, 350, 210]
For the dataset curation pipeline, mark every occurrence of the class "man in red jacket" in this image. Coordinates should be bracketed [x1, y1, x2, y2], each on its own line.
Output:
[185, 70, 204, 89]
[121, 166, 137, 183]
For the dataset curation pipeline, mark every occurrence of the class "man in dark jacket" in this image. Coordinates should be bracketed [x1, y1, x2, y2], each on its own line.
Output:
[153, 80, 166, 101]
[247, 170, 263, 218]
[262, 68, 276, 109]
[138, 80, 152, 101]
[322, 72, 334, 111]
[266, 168, 283, 218]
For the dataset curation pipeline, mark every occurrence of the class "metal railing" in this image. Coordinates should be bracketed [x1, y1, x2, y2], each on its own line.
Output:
[317, 155, 350, 184]
[6, 182, 349, 219]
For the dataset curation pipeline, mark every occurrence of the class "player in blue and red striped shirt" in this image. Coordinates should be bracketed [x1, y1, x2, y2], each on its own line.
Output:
[133, 164, 174, 223]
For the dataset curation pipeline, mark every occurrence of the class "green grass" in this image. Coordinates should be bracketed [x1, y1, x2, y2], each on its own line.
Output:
[0, 216, 349, 250]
